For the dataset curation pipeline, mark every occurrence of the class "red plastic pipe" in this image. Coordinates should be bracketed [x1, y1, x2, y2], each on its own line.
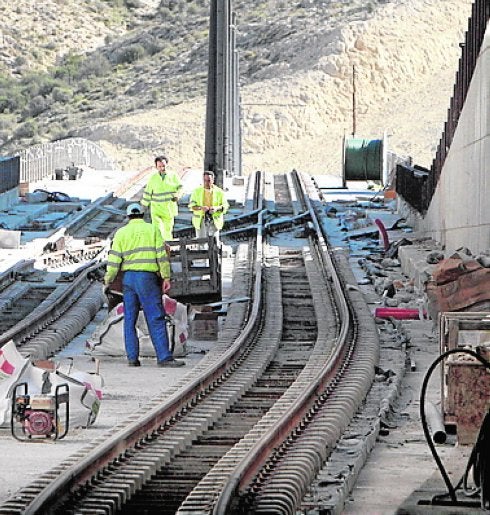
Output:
[375, 218, 390, 252]
[375, 307, 427, 320]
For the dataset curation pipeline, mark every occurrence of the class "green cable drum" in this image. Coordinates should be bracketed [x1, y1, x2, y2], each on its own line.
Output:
[344, 138, 383, 181]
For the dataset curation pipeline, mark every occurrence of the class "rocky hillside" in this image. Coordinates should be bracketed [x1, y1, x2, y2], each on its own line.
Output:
[0, 0, 474, 174]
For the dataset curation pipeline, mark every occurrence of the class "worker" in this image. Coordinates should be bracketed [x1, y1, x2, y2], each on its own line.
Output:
[189, 171, 229, 242]
[141, 155, 182, 242]
[103, 202, 185, 367]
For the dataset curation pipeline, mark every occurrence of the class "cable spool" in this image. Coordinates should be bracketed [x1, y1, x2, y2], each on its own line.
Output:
[343, 138, 383, 182]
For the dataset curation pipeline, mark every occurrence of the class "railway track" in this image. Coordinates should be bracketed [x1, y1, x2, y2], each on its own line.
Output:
[115, 247, 316, 515]
[180, 173, 378, 514]
[0, 193, 136, 361]
[0, 170, 380, 514]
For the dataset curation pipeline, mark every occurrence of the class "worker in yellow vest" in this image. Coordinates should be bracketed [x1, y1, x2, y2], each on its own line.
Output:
[189, 171, 229, 243]
[104, 203, 184, 367]
[141, 156, 182, 242]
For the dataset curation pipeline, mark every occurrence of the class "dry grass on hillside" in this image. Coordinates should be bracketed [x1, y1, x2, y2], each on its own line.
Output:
[1, 0, 474, 177]
[98, 0, 473, 176]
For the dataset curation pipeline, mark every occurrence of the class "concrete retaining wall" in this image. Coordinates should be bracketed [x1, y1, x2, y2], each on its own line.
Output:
[415, 25, 490, 255]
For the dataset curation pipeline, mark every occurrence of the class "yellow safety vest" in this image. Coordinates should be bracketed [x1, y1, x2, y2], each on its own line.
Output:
[141, 172, 182, 220]
[189, 185, 229, 230]
[104, 219, 170, 284]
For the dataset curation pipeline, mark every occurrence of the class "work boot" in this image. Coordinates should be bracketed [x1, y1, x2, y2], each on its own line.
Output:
[157, 358, 185, 367]
[128, 359, 141, 367]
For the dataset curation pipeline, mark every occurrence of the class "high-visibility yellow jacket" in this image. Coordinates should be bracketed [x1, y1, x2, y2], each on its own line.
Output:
[104, 219, 170, 285]
[188, 185, 229, 230]
[141, 172, 182, 221]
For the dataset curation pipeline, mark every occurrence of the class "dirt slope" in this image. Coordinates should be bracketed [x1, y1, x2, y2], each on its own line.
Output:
[0, 0, 474, 175]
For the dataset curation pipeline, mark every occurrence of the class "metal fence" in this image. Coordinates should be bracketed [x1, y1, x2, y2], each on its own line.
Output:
[0, 156, 20, 194]
[396, 0, 490, 213]
[16, 138, 116, 183]
[385, 150, 411, 188]
[395, 163, 430, 214]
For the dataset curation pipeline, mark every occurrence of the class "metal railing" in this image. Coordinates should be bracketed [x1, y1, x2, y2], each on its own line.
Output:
[16, 138, 115, 183]
[396, 0, 490, 214]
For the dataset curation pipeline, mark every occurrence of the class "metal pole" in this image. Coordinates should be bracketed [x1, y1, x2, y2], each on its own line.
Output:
[426, 401, 447, 444]
[352, 65, 356, 137]
[231, 12, 241, 177]
[204, 0, 233, 188]
[204, 0, 218, 178]
[216, 0, 226, 187]
[221, 0, 231, 184]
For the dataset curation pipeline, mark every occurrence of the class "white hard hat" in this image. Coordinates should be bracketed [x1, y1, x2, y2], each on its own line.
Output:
[126, 203, 144, 216]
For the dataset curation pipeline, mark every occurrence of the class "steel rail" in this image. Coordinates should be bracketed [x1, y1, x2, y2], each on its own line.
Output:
[0, 260, 35, 292]
[246, 172, 377, 513]
[64, 193, 123, 235]
[0, 191, 143, 354]
[23, 193, 119, 256]
[20, 171, 265, 515]
[211, 170, 353, 514]
[0, 261, 104, 348]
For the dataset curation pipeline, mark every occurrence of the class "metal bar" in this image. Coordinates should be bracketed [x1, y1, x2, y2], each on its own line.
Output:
[204, 0, 218, 179]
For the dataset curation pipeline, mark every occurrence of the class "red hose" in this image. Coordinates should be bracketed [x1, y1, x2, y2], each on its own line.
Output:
[375, 218, 390, 252]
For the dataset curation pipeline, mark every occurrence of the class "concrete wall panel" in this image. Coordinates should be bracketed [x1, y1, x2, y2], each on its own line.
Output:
[417, 25, 490, 255]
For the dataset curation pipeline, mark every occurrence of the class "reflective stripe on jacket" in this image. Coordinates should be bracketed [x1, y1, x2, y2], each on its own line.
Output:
[104, 219, 170, 284]
[140, 172, 182, 220]
[188, 185, 229, 231]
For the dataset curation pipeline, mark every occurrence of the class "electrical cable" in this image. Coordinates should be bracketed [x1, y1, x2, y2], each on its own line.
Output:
[420, 347, 490, 508]
[470, 407, 490, 509]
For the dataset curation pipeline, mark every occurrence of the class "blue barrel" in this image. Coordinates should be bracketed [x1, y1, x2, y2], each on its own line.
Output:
[344, 138, 383, 181]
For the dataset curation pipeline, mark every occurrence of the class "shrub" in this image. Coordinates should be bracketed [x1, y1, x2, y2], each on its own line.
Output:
[141, 35, 163, 56]
[79, 54, 112, 78]
[55, 53, 83, 83]
[52, 86, 74, 103]
[24, 95, 50, 117]
[158, 6, 171, 17]
[0, 88, 26, 113]
[21, 73, 58, 97]
[77, 79, 94, 93]
[13, 56, 27, 67]
[125, 0, 144, 7]
[50, 127, 70, 140]
[114, 43, 146, 64]
[14, 119, 39, 139]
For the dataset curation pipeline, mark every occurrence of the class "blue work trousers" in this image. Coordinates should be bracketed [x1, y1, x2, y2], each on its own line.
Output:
[122, 271, 172, 362]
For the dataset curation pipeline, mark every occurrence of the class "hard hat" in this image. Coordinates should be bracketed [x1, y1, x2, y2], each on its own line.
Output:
[126, 203, 144, 216]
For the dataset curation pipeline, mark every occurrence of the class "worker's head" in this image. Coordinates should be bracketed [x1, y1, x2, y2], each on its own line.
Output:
[126, 203, 144, 219]
[203, 170, 214, 188]
[155, 156, 168, 173]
